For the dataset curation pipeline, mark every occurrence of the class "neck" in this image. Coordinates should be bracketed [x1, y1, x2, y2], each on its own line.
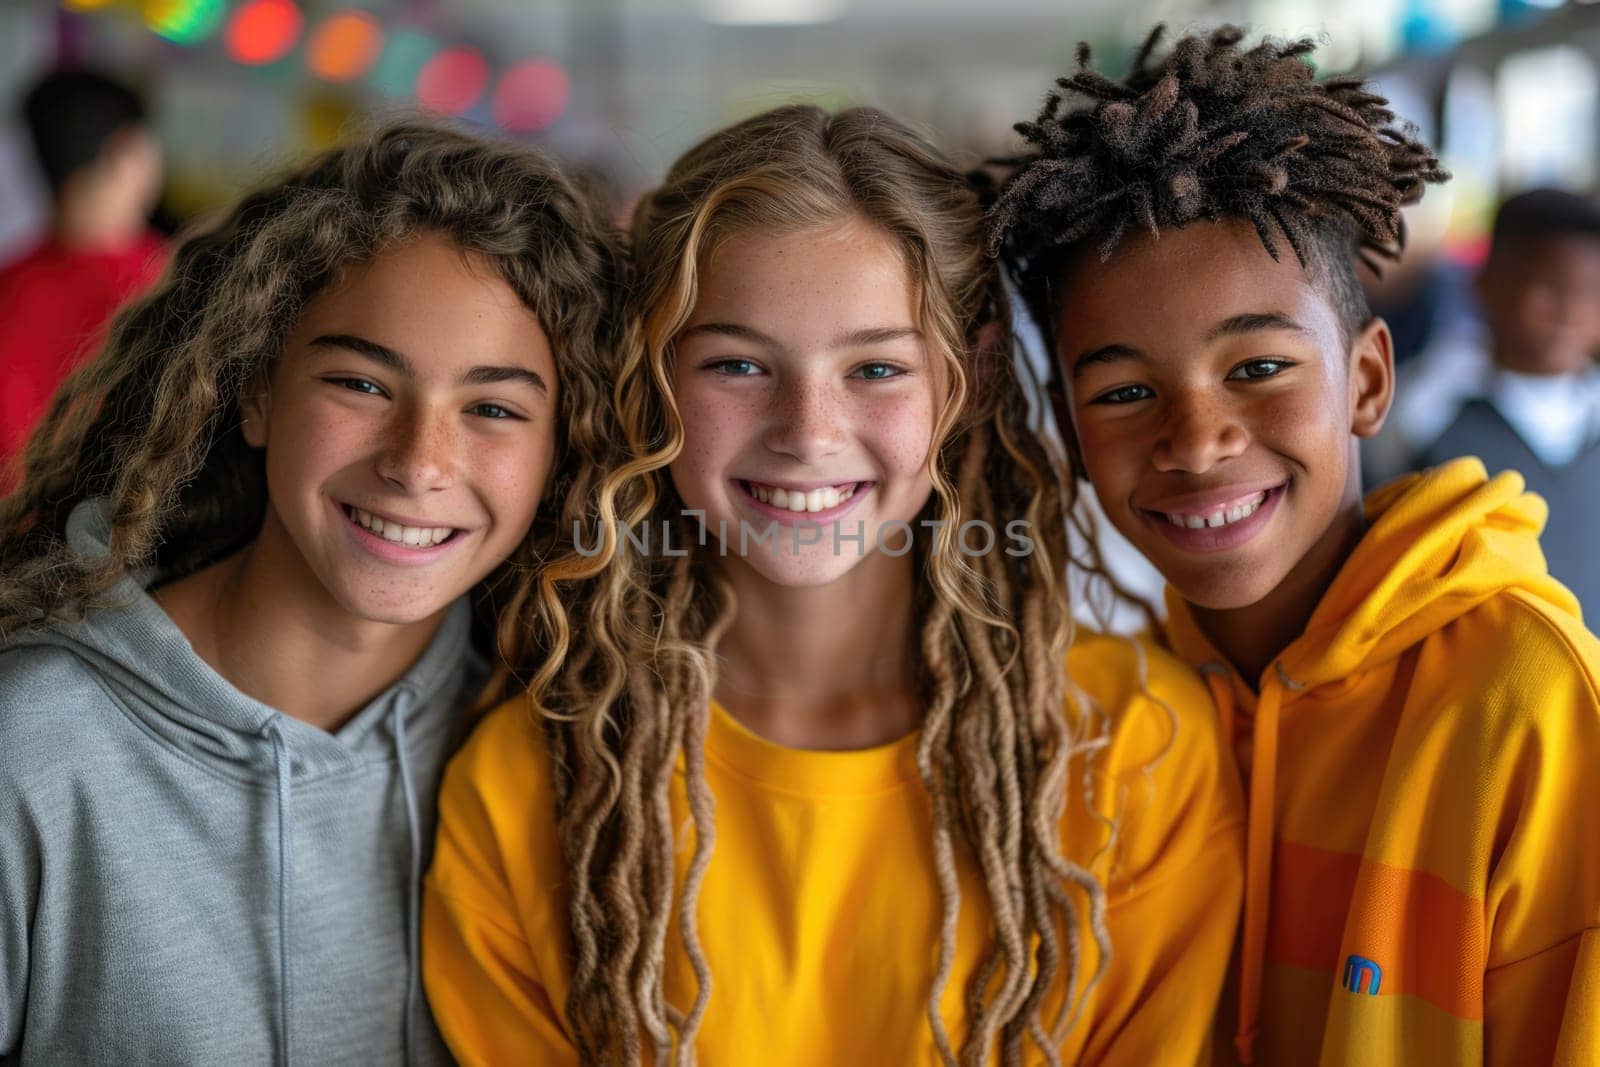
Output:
[712, 549, 920, 750]
[1191, 491, 1366, 686]
[156, 510, 447, 732]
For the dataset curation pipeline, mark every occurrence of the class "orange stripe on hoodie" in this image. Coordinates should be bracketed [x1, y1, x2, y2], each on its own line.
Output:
[1169, 460, 1600, 1066]
[1269, 841, 1485, 1019]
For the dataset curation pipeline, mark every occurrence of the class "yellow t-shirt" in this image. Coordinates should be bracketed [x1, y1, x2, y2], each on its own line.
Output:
[423, 632, 1243, 1065]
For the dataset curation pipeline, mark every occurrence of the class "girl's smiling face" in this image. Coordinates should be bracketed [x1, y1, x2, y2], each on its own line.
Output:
[243, 232, 558, 626]
[669, 217, 940, 587]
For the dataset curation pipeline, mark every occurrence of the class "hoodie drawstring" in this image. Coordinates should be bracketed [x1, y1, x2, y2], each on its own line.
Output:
[266, 723, 295, 1067]
[391, 705, 422, 1067]
[1234, 661, 1301, 1065]
[1199, 663, 1234, 761]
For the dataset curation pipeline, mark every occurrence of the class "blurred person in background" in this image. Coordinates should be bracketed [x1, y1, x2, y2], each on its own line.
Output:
[0, 68, 166, 473]
[1377, 188, 1600, 611]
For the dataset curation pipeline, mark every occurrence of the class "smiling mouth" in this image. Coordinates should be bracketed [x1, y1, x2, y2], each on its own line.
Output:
[739, 480, 865, 514]
[342, 505, 462, 548]
[1145, 484, 1286, 530]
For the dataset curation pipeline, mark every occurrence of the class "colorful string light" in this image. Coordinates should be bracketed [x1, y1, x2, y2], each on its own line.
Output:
[415, 46, 489, 115]
[143, 0, 228, 45]
[493, 59, 570, 132]
[307, 10, 384, 82]
[224, 0, 304, 66]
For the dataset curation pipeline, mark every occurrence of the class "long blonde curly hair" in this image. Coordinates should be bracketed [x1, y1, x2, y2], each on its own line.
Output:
[0, 118, 628, 697]
[509, 104, 1114, 1066]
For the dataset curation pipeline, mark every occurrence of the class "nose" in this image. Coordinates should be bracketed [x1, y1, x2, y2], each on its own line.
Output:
[763, 374, 846, 463]
[374, 403, 457, 493]
[1151, 390, 1248, 473]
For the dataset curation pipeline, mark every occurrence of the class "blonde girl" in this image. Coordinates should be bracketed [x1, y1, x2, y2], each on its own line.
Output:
[425, 105, 1242, 1065]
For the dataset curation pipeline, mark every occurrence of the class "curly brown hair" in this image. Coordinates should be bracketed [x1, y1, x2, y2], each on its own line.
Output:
[987, 25, 1449, 354]
[0, 117, 627, 701]
[524, 103, 1113, 1067]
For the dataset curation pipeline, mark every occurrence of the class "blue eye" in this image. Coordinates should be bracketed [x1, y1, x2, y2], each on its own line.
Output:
[1228, 359, 1294, 381]
[1091, 383, 1155, 405]
[851, 362, 904, 381]
[708, 358, 762, 376]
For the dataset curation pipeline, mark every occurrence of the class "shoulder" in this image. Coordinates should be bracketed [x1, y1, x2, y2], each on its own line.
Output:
[0, 640, 113, 739]
[0, 640, 119, 806]
[1066, 629, 1225, 776]
[1062, 631, 1242, 893]
[1438, 590, 1600, 741]
[447, 694, 555, 791]
[432, 695, 562, 902]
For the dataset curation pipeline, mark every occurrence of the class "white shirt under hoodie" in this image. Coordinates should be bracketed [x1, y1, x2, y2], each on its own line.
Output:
[0, 499, 479, 1066]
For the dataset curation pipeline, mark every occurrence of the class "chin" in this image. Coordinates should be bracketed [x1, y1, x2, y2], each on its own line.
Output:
[1164, 562, 1282, 613]
[736, 551, 861, 589]
[333, 583, 456, 628]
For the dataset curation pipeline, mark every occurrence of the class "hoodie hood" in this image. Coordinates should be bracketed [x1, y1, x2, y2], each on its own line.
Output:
[1162, 458, 1579, 1064]
[9, 498, 473, 782]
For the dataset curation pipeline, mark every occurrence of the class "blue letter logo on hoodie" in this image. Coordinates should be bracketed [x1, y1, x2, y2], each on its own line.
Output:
[1342, 954, 1382, 996]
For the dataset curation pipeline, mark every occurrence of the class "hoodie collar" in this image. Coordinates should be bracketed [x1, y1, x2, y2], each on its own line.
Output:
[1168, 458, 1570, 694]
[12, 498, 475, 781]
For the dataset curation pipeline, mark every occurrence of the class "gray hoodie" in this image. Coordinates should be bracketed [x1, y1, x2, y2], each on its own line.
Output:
[0, 500, 476, 1065]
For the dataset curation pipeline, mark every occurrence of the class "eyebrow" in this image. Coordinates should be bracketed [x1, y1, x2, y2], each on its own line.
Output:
[1068, 312, 1311, 378]
[677, 322, 921, 355]
[1204, 312, 1310, 343]
[1070, 343, 1143, 379]
[310, 333, 548, 395]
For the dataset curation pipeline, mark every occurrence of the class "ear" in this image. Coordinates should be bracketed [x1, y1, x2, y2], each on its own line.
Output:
[1348, 317, 1394, 439]
[239, 376, 270, 448]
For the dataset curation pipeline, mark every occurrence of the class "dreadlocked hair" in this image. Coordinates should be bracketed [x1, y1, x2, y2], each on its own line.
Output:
[0, 116, 628, 693]
[537, 102, 1115, 1067]
[987, 24, 1448, 355]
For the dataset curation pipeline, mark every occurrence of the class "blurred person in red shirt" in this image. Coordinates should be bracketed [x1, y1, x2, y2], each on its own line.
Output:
[0, 69, 166, 472]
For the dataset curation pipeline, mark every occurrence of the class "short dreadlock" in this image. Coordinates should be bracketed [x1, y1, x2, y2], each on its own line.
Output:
[987, 24, 1449, 352]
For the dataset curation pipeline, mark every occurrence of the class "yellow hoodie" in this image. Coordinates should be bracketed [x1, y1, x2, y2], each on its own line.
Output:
[423, 633, 1243, 1065]
[1163, 458, 1600, 1065]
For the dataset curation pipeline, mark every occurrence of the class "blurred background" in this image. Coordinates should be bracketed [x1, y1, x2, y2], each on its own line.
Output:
[3, 0, 1598, 249]
[4, 0, 1600, 624]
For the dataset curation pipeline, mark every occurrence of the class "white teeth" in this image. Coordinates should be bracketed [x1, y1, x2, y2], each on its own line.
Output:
[348, 507, 453, 548]
[746, 481, 859, 513]
[1163, 490, 1269, 531]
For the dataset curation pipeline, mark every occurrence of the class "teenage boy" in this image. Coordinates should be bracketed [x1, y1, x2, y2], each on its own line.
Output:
[990, 26, 1600, 1066]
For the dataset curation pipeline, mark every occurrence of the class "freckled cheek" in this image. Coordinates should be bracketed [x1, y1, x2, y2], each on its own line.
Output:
[473, 430, 557, 532]
[1072, 417, 1142, 497]
[1259, 385, 1347, 473]
[676, 389, 765, 479]
[268, 404, 377, 497]
[862, 391, 936, 476]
